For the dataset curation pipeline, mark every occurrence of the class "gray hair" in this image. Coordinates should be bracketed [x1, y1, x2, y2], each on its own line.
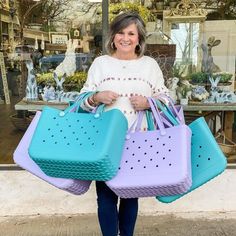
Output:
[105, 12, 146, 57]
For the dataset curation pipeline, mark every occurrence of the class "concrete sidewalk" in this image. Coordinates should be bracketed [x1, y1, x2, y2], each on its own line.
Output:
[1, 213, 236, 236]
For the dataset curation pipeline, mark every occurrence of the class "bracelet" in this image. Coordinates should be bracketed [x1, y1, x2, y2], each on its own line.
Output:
[88, 93, 99, 106]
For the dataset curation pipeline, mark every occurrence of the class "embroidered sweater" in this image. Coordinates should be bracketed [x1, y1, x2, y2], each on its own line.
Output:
[80, 55, 169, 128]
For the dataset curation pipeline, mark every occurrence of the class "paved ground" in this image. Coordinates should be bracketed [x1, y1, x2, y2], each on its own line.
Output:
[1, 214, 236, 236]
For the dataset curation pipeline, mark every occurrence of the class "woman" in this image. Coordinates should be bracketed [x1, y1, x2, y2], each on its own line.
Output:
[80, 12, 169, 236]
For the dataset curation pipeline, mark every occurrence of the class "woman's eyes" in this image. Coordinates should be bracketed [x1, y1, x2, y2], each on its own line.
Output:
[117, 32, 136, 36]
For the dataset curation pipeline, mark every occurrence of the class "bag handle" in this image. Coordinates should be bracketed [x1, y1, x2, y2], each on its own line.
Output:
[156, 94, 184, 124]
[155, 99, 179, 126]
[59, 92, 103, 117]
[147, 97, 166, 136]
[127, 98, 168, 137]
[155, 101, 181, 127]
[126, 111, 145, 138]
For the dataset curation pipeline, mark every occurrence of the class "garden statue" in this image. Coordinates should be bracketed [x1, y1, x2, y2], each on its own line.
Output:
[54, 39, 77, 77]
[53, 73, 80, 103]
[166, 77, 179, 103]
[41, 85, 56, 101]
[203, 76, 236, 103]
[203, 76, 220, 103]
[25, 60, 38, 100]
[201, 36, 221, 74]
[176, 80, 192, 101]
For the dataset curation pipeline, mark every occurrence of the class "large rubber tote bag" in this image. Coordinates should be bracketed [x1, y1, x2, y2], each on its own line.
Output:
[106, 97, 192, 198]
[29, 92, 128, 181]
[14, 111, 91, 195]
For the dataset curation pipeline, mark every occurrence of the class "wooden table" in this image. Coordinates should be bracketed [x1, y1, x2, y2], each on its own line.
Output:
[15, 99, 236, 139]
[15, 99, 68, 111]
[183, 103, 236, 140]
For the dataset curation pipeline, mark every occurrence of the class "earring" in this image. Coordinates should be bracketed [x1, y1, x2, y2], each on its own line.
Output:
[111, 42, 116, 50]
[136, 44, 141, 52]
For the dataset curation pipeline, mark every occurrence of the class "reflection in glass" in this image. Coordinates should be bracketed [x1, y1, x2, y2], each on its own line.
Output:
[171, 23, 199, 76]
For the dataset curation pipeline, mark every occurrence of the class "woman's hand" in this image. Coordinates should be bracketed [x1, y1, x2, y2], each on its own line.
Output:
[130, 95, 150, 111]
[93, 91, 119, 105]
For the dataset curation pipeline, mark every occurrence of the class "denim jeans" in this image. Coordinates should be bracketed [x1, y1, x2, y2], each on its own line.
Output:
[96, 181, 138, 236]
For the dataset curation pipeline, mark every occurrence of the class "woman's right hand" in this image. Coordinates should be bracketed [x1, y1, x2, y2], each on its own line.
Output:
[93, 91, 119, 105]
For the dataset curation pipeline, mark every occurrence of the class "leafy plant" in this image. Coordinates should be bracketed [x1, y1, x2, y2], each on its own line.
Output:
[109, 3, 155, 23]
[190, 72, 208, 84]
[96, 3, 155, 24]
[212, 72, 233, 83]
[36, 72, 88, 92]
[180, 85, 192, 98]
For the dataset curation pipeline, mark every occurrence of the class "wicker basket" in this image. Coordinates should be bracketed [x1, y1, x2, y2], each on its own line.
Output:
[10, 114, 34, 131]
[215, 132, 236, 156]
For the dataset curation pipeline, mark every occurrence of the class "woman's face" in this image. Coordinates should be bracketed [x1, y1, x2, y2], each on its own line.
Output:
[113, 23, 139, 56]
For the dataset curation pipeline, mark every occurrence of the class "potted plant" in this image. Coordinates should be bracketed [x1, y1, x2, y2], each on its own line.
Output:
[169, 0, 178, 8]
[190, 72, 208, 84]
[155, 0, 164, 10]
[36, 71, 88, 92]
[212, 72, 233, 84]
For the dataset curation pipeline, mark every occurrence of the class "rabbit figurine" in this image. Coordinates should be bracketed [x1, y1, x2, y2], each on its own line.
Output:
[54, 39, 77, 77]
[53, 72, 80, 102]
[201, 36, 221, 74]
[25, 60, 38, 100]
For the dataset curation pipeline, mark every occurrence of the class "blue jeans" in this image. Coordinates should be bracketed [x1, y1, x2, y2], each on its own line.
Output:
[96, 181, 138, 236]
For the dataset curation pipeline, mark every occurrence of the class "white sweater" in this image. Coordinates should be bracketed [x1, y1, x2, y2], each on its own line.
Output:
[80, 55, 169, 128]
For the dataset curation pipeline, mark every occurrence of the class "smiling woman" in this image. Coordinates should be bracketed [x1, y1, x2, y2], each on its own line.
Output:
[78, 12, 169, 236]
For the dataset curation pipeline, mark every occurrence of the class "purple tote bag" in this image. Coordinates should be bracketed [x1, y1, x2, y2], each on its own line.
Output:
[13, 111, 91, 195]
[106, 98, 192, 198]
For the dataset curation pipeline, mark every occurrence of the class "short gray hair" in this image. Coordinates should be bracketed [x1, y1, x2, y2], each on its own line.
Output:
[105, 12, 146, 57]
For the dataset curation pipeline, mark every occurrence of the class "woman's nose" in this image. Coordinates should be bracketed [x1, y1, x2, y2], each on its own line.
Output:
[122, 33, 129, 41]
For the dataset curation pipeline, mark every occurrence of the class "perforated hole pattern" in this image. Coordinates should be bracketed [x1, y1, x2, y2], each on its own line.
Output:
[107, 125, 192, 198]
[31, 109, 127, 181]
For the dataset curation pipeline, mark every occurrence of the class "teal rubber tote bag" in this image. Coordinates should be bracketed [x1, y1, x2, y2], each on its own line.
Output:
[154, 99, 227, 203]
[29, 93, 128, 181]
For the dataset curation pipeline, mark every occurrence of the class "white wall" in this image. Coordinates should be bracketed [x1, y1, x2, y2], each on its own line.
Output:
[203, 20, 236, 86]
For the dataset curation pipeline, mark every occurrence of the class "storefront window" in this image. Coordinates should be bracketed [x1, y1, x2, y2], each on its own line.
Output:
[0, 0, 236, 165]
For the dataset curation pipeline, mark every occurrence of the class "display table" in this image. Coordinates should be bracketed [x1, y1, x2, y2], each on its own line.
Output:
[14, 99, 236, 139]
[15, 99, 68, 111]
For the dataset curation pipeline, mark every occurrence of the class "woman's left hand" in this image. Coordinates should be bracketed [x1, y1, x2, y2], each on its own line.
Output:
[130, 95, 150, 111]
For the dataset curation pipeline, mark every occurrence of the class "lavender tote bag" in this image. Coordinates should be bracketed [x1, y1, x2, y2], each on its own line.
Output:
[106, 98, 192, 198]
[13, 111, 91, 195]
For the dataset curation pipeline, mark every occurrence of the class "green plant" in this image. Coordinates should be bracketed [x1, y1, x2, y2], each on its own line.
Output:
[36, 72, 55, 85]
[190, 72, 208, 84]
[212, 72, 233, 83]
[180, 85, 191, 98]
[36, 72, 88, 92]
[109, 3, 155, 23]
[96, 3, 155, 24]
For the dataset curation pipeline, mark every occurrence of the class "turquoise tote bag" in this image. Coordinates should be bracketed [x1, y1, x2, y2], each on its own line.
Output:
[29, 92, 128, 181]
[153, 98, 227, 203]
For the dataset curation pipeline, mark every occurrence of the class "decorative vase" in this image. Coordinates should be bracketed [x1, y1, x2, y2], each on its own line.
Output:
[155, 1, 164, 10]
[169, 1, 178, 8]
[180, 98, 188, 105]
